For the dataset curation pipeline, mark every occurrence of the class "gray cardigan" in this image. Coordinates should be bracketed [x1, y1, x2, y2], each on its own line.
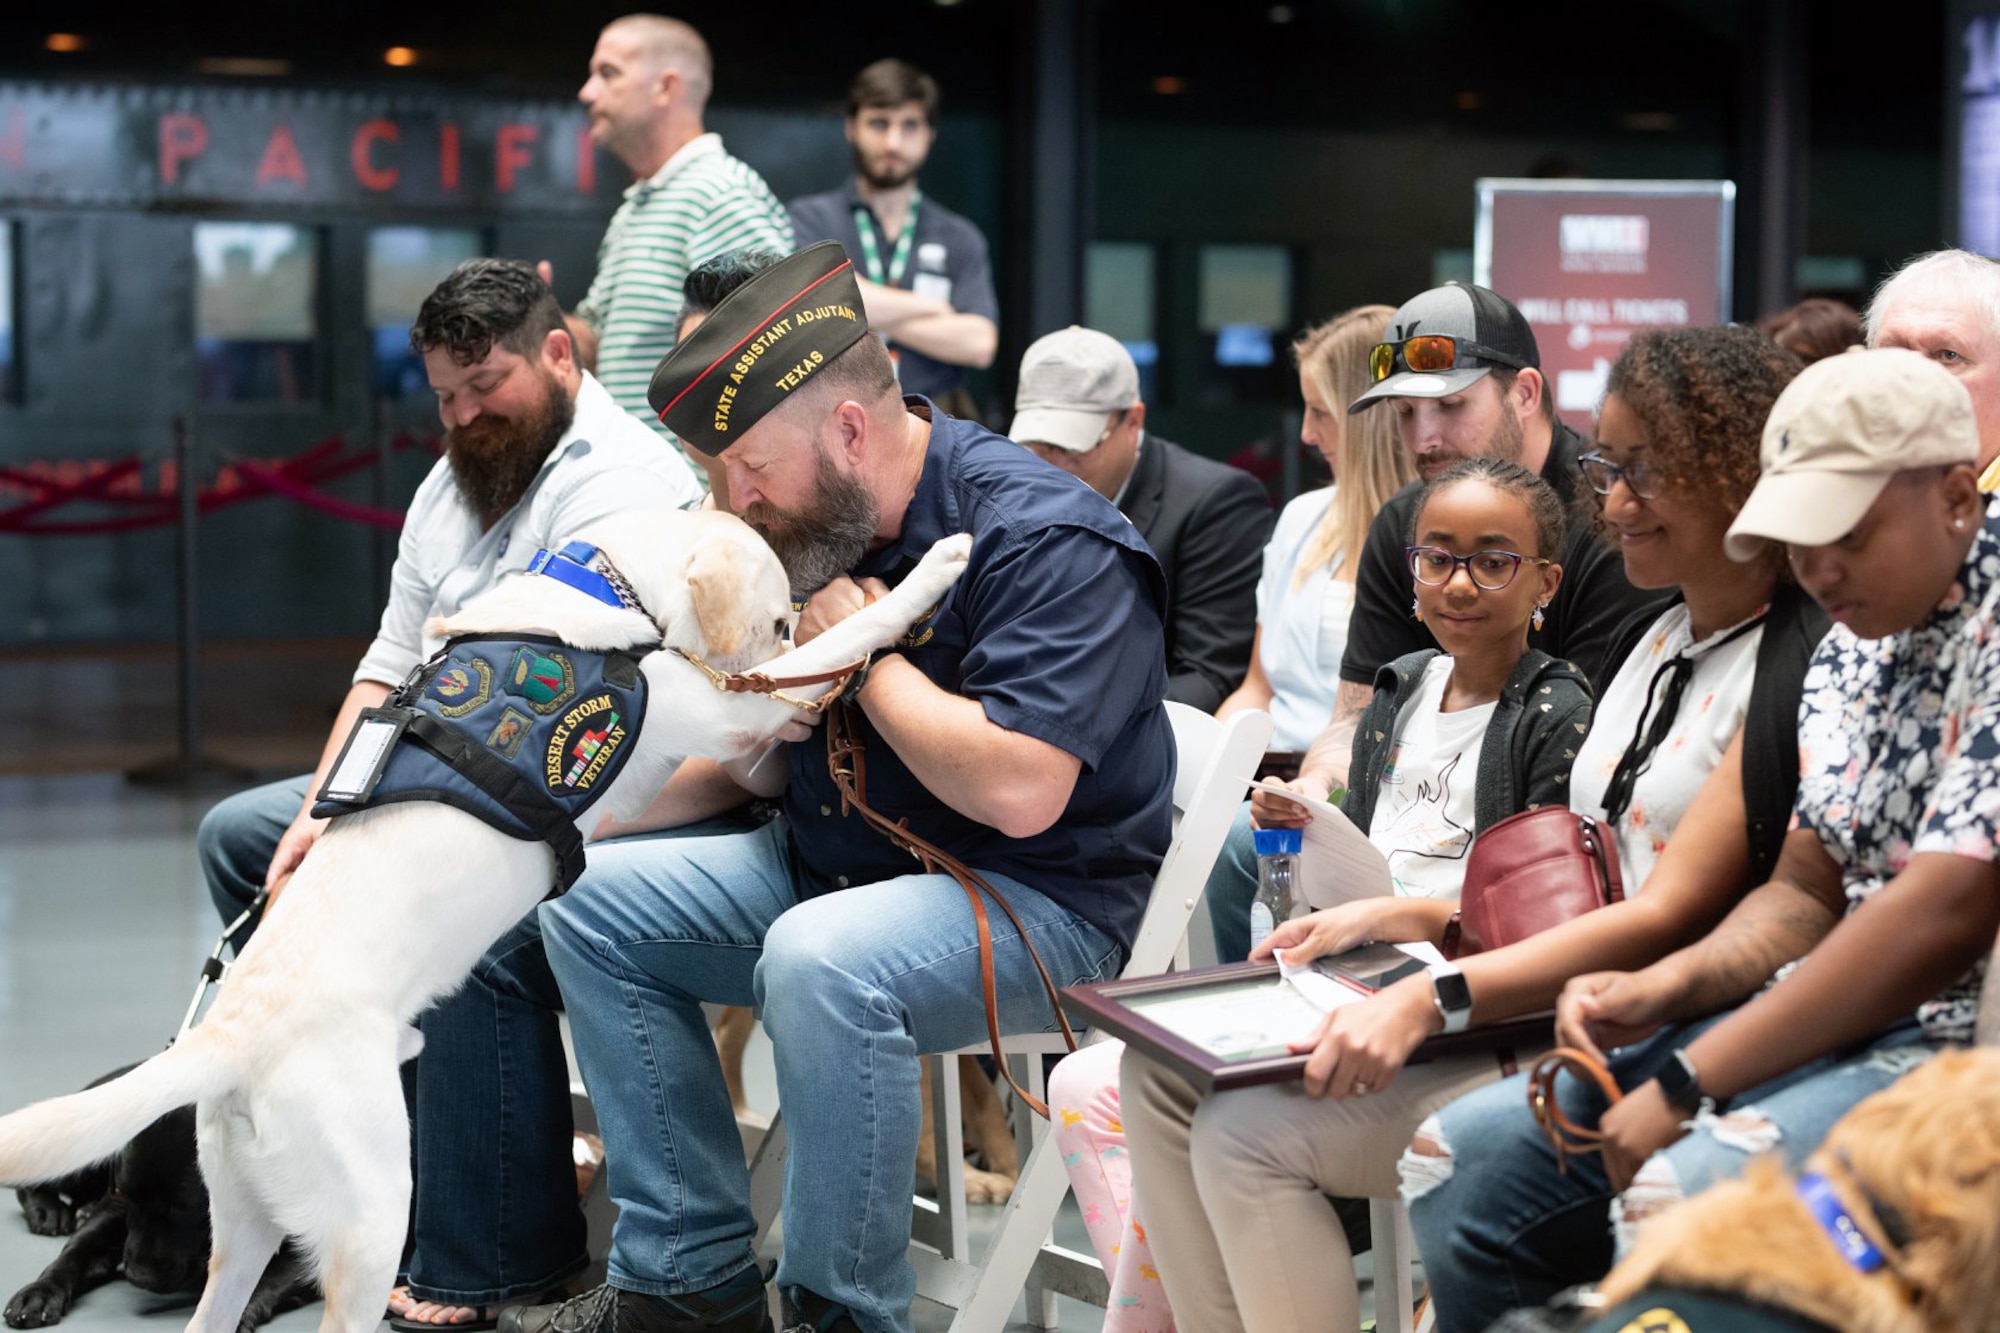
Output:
[1342, 648, 1594, 839]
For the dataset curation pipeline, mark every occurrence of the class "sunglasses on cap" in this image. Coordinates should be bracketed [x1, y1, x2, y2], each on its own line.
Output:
[1369, 335, 1529, 385]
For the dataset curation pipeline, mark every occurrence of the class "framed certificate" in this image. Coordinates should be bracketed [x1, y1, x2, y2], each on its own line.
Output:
[1061, 957, 1552, 1093]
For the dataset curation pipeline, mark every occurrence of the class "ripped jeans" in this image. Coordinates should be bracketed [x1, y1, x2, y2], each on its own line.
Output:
[1403, 1014, 1941, 1333]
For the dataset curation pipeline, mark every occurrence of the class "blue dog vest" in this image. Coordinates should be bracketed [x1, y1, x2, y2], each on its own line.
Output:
[313, 633, 648, 892]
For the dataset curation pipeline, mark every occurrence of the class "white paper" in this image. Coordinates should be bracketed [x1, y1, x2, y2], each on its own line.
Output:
[1243, 778, 1397, 907]
[911, 272, 954, 304]
[1273, 946, 1367, 1013]
[322, 718, 399, 800]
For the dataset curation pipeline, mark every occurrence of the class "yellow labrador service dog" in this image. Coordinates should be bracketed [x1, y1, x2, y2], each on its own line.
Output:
[0, 508, 971, 1333]
[1596, 1047, 2000, 1333]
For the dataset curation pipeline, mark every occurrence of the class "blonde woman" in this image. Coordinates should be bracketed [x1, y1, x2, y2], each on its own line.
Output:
[1046, 306, 1413, 1333]
[1216, 305, 1415, 761]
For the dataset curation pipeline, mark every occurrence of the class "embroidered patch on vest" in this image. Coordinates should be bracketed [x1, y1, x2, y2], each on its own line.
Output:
[1615, 1311, 1691, 1333]
[506, 648, 576, 714]
[429, 657, 493, 718]
[486, 706, 534, 759]
[894, 601, 943, 649]
[545, 693, 628, 794]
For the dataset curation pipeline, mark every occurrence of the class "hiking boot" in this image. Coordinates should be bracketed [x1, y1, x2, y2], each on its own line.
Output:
[500, 1273, 772, 1333]
[777, 1287, 862, 1333]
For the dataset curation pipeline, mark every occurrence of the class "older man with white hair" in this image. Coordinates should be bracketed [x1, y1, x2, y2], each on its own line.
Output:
[1864, 247, 2000, 487]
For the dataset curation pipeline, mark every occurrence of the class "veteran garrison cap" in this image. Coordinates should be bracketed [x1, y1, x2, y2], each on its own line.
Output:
[647, 240, 871, 455]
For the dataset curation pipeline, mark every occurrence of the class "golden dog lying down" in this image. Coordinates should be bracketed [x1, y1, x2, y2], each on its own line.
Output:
[1598, 1047, 2000, 1333]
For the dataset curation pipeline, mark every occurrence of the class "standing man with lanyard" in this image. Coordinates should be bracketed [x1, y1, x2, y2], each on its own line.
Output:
[788, 59, 999, 421]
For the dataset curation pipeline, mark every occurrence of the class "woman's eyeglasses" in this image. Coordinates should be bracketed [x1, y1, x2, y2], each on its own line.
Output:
[1578, 451, 1663, 501]
[1405, 545, 1550, 591]
[1369, 335, 1529, 384]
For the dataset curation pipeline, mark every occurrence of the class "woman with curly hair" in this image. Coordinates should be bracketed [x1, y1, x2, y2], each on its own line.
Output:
[1119, 325, 1820, 1333]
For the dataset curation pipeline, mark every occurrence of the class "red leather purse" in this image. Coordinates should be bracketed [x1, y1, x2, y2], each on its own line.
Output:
[1441, 806, 1624, 959]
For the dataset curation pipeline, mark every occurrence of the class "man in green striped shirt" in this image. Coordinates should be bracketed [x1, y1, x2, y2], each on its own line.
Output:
[569, 14, 794, 492]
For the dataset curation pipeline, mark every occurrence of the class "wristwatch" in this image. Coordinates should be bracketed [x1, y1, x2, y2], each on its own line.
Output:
[1430, 964, 1472, 1035]
[839, 654, 876, 706]
[1654, 1048, 1716, 1115]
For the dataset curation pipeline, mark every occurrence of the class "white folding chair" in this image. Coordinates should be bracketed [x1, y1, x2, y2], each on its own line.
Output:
[904, 701, 1273, 1331]
[1370, 1197, 1435, 1333]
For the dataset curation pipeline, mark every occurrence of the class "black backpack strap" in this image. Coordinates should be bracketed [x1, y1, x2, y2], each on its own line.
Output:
[401, 711, 586, 893]
[1741, 583, 1831, 884]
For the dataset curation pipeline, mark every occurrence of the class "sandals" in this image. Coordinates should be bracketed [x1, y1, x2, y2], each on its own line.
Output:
[387, 1285, 572, 1333]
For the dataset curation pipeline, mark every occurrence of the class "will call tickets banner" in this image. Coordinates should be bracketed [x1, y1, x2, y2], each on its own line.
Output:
[1475, 179, 1735, 434]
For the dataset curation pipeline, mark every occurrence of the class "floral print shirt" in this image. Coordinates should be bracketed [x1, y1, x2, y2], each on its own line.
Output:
[1793, 518, 2000, 1042]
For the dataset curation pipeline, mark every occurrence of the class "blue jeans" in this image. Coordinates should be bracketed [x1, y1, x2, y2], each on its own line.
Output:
[1405, 1014, 1942, 1333]
[1203, 801, 1258, 965]
[195, 776, 761, 1304]
[196, 775, 308, 951]
[539, 816, 1122, 1333]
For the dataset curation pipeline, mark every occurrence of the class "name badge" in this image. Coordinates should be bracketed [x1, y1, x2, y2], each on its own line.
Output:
[912, 272, 953, 305]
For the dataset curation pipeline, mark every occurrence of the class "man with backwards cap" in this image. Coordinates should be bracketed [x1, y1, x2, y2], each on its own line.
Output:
[1008, 324, 1273, 713]
[1409, 347, 2000, 1332]
[505, 241, 1174, 1333]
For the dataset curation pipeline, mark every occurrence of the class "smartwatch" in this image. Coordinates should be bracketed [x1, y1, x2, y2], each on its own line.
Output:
[1654, 1048, 1715, 1116]
[1430, 964, 1472, 1035]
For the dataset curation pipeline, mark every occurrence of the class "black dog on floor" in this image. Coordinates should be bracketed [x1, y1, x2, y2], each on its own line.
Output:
[5, 1066, 316, 1330]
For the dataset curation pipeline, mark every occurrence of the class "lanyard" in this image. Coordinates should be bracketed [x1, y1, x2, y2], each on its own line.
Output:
[1600, 608, 1766, 825]
[853, 192, 923, 287]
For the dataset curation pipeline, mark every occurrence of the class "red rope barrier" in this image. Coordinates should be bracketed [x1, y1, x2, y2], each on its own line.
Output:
[0, 432, 436, 536]
[231, 459, 406, 529]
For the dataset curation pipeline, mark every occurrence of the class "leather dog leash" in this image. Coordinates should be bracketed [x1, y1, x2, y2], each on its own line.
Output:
[671, 643, 1080, 1117]
[1528, 1046, 1624, 1175]
[825, 694, 1078, 1119]
[674, 647, 865, 715]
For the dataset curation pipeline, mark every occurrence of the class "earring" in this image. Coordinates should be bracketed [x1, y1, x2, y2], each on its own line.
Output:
[1411, 597, 1424, 623]
[1532, 604, 1546, 631]
[1956, 517, 1968, 531]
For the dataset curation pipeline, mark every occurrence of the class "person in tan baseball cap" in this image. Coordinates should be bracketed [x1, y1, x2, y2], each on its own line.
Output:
[1726, 345, 1986, 638]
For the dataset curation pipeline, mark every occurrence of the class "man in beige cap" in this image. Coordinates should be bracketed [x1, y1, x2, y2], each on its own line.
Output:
[1008, 325, 1273, 711]
[1410, 345, 2000, 1329]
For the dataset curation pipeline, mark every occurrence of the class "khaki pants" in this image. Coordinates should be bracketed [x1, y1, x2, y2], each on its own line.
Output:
[1120, 1044, 1534, 1333]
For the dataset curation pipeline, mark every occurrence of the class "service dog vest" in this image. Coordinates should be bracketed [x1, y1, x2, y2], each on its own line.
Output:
[312, 634, 648, 892]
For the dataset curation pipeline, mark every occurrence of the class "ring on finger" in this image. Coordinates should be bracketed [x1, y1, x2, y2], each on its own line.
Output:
[1353, 1080, 1371, 1096]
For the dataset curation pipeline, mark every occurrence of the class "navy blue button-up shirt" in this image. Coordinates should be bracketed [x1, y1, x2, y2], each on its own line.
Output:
[784, 400, 1175, 955]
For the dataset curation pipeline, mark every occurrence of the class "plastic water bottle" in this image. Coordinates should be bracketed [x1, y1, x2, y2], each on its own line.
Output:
[1249, 826, 1304, 952]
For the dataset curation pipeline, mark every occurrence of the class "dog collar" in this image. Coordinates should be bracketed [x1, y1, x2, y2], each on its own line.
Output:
[1796, 1170, 1886, 1273]
[527, 542, 646, 616]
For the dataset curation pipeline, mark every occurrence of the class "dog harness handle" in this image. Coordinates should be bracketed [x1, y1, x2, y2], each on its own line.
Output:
[823, 695, 1077, 1119]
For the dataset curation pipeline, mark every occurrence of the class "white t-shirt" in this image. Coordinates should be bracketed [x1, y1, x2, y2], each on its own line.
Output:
[1368, 656, 1494, 901]
[1255, 488, 1356, 750]
[1568, 603, 1764, 892]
